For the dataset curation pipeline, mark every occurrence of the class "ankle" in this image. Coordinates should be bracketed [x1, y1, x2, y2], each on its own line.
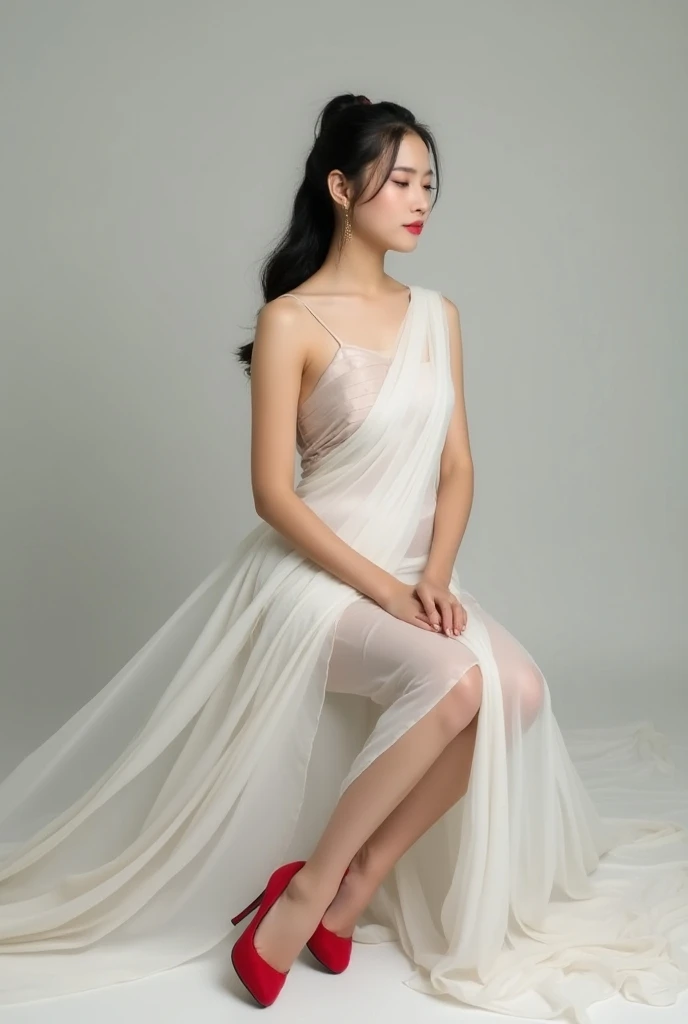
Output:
[348, 843, 386, 889]
[286, 863, 340, 906]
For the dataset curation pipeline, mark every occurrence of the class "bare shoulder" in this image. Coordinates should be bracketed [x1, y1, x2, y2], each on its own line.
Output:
[255, 293, 306, 341]
[252, 293, 310, 367]
[439, 292, 461, 327]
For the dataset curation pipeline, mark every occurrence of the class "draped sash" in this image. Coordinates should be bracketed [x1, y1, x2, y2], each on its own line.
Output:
[2, 286, 688, 1023]
[0, 285, 456, 999]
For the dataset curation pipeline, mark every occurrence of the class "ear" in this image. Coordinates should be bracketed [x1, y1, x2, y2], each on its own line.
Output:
[326, 169, 351, 207]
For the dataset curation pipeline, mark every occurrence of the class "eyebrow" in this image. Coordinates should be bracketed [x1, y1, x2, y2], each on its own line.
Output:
[392, 166, 434, 177]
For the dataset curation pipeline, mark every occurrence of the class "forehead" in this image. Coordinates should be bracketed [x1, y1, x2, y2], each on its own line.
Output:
[394, 131, 433, 174]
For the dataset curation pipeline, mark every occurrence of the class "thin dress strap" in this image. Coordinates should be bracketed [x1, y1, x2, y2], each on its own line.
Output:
[281, 293, 344, 349]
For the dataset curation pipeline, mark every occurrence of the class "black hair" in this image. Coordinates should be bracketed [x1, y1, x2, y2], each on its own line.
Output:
[235, 92, 441, 376]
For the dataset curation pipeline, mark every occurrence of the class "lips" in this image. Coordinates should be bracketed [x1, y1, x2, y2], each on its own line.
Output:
[404, 222, 423, 235]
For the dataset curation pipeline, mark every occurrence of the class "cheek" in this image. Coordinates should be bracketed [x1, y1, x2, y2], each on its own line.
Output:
[376, 183, 404, 214]
[359, 186, 402, 231]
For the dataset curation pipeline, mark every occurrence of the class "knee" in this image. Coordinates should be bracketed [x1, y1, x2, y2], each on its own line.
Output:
[436, 665, 483, 739]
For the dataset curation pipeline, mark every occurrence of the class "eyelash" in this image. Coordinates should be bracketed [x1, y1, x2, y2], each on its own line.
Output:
[393, 181, 437, 192]
[393, 181, 436, 192]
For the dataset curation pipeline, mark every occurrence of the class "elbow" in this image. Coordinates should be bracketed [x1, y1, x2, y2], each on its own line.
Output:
[441, 456, 473, 483]
[253, 490, 273, 522]
[253, 486, 294, 523]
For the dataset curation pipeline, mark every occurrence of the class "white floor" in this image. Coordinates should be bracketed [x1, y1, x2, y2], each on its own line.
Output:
[2, 936, 688, 1024]
[2, 712, 688, 1024]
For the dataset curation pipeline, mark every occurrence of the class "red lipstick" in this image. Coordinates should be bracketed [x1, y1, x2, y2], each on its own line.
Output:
[403, 221, 424, 235]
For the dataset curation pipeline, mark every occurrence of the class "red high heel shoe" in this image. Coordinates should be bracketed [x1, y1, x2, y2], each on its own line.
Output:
[306, 919, 353, 973]
[230, 860, 306, 1007]
[305, 867, 353, 973]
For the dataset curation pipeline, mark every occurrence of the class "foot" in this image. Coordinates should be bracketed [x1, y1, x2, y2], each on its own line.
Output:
[252, 867, 337, 974]
[319, 857, 380, 939]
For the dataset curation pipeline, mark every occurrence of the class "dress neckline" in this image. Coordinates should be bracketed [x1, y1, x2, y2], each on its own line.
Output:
[285, 284, 414, 356]
[292, 285, 415, 419]
[297, 345, 393, 419]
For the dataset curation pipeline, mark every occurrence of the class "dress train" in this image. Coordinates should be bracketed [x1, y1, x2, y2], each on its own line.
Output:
[1, 285, 687, 1024]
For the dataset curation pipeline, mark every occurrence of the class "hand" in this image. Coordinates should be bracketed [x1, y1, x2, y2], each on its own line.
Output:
[414, 577, 467, 637]
[379, 581, 438, 632]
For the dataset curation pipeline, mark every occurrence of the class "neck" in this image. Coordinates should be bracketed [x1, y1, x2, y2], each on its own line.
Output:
[317, 234, 392, 297]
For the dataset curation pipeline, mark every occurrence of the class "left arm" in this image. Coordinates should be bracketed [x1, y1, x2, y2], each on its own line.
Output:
[417, 296, 474, 631]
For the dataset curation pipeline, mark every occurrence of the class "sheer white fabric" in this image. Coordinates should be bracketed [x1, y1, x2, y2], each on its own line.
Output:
[0, 285, 687, 1024]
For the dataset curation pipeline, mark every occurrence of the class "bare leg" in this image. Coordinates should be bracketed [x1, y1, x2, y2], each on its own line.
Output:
[321, 706, 480, 937]
[252, 667, 482, 972]
[322, 641, 546, 936]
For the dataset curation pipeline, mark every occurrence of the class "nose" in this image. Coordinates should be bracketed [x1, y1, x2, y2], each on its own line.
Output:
[413, 189, 430, 215]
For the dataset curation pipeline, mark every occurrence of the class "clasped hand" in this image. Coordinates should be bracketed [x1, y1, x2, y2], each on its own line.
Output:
[382, 576, 467, 636]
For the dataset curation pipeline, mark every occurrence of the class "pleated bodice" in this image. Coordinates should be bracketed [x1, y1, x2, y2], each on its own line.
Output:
[297, 347, 391, 471]
[296, 345, 437, 560]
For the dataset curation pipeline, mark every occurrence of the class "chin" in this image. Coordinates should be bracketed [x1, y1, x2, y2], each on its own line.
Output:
[386, 234, 419, 254]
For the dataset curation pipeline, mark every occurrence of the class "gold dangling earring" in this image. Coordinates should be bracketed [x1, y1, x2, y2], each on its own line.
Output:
[337, 201, 352, 263]
[344, 202, 352, 244]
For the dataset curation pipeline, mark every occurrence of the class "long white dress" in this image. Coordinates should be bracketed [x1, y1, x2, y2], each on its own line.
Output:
[1, 284, 687, 1023]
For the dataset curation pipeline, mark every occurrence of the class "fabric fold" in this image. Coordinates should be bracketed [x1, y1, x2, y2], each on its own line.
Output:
[0, 285, 687, 1024]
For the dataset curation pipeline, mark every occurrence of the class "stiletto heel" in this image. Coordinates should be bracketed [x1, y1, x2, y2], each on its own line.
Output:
[231, 890, 266, 926]
[306, 867, 353, 974]
[230, 859, 306, 1007]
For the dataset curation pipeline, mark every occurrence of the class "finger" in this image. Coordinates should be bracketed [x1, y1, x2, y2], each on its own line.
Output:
[437, 599, 454, 636]
[411, 596, 433, 624]
[415, 587, 441, 630]
[414, 614, 435, 631]
[452, 601, 463, 635]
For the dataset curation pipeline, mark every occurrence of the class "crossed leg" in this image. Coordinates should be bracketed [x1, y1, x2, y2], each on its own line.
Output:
[321, 591, 547, 936]
[253, 663, 483, 971]
[321, 686, 482, 937]
[252, 590, 545, 970]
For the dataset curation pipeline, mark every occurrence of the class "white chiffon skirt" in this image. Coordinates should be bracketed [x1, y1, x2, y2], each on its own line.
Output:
[325, 589, 544, 792]
[4, 284, 686, 1019]
[295, 586, 688, 1021]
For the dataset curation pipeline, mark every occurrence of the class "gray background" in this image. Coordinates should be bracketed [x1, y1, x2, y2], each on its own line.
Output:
[1, 0, 686, 777]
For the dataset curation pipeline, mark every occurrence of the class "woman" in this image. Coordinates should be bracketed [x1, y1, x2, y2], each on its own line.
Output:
[1, 93, 687, 1020]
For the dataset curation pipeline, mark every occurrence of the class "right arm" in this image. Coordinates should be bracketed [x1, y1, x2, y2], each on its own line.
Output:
[249, 298, 419, 616]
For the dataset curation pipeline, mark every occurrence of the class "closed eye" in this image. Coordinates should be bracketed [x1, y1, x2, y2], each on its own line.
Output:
[393, 180, 436, 192]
